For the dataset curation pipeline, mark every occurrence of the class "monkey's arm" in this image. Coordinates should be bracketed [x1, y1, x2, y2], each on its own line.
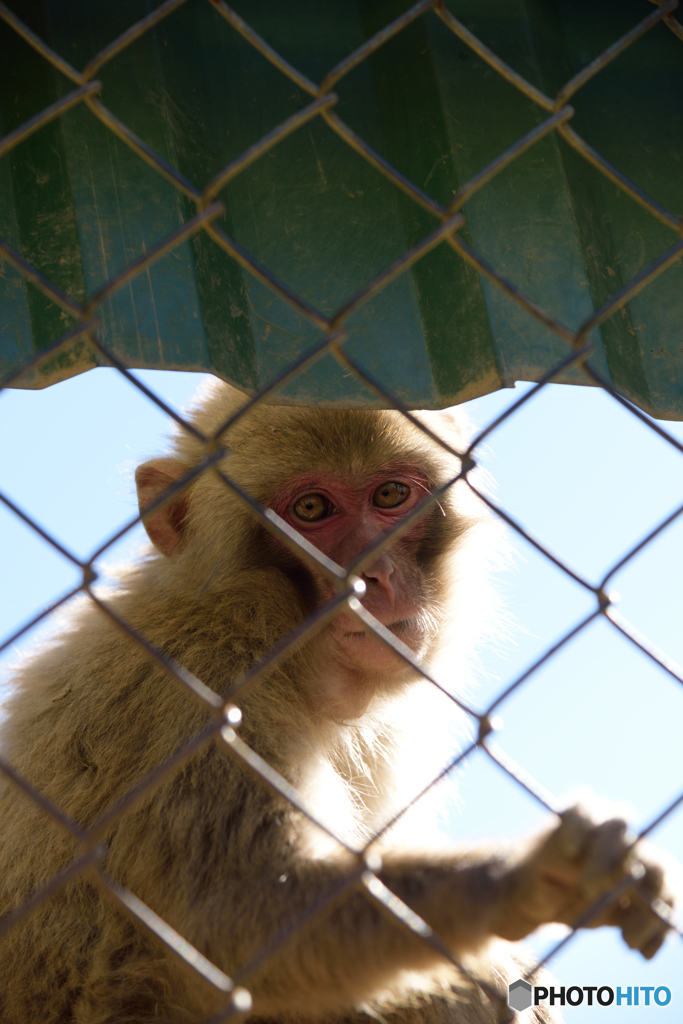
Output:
[378, 806, 673, 956]
[173, 804, 673, 1016]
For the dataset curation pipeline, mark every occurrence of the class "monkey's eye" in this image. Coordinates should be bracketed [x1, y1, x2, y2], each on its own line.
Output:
[372, 481, 409, 509]
[292, 493, 333, 522]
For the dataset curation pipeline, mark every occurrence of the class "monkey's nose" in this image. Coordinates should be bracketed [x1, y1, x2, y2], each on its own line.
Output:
[362, 553, 395, 594]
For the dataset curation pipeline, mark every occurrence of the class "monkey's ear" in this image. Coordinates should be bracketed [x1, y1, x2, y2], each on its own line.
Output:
[135, 459, 192, 557]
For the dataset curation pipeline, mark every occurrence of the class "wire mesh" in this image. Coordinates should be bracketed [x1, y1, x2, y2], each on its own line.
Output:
[0, 0, 682, 1021]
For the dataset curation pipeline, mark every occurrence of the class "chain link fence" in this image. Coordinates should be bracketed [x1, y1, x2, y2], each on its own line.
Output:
[1, 0, 683, 1020]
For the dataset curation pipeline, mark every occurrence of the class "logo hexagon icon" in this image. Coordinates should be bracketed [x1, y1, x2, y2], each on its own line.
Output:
[508, 979, 532, 1012]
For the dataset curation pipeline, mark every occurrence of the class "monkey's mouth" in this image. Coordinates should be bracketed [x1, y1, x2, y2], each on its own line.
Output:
[344, 617, 416, 639]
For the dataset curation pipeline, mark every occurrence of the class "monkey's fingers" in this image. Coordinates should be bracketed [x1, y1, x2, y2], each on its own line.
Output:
[618, 900, 669, 958]
[606, 860, 674, 959]
[578, 818, 630, 896]
[513, 809, 633, 929]
[532, 809, 629, 896]
[555, 814, 675, 950]
[550, 807, 630, 881]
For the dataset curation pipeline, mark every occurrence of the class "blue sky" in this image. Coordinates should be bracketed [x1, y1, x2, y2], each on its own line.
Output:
[1, 368, 682, 1020]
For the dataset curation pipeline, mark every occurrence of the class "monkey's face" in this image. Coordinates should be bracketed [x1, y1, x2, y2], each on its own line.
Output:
[137, 395, 467, 720]
[270, 465, 443, 680]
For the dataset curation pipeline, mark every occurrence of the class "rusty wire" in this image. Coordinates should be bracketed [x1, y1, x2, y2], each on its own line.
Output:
[0, 0, 683, 1018]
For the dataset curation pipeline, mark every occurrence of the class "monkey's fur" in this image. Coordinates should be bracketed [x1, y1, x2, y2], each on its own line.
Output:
[0, 382, 672, 1024]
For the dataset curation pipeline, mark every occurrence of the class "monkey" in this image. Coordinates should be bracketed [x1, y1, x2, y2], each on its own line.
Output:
[0, 378, 676, 1024]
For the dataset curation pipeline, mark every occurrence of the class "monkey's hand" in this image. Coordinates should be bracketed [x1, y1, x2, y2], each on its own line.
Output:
[493, 805, 677, 959]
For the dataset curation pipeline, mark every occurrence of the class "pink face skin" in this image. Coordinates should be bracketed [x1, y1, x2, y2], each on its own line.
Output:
[270, 465, 436, 685]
